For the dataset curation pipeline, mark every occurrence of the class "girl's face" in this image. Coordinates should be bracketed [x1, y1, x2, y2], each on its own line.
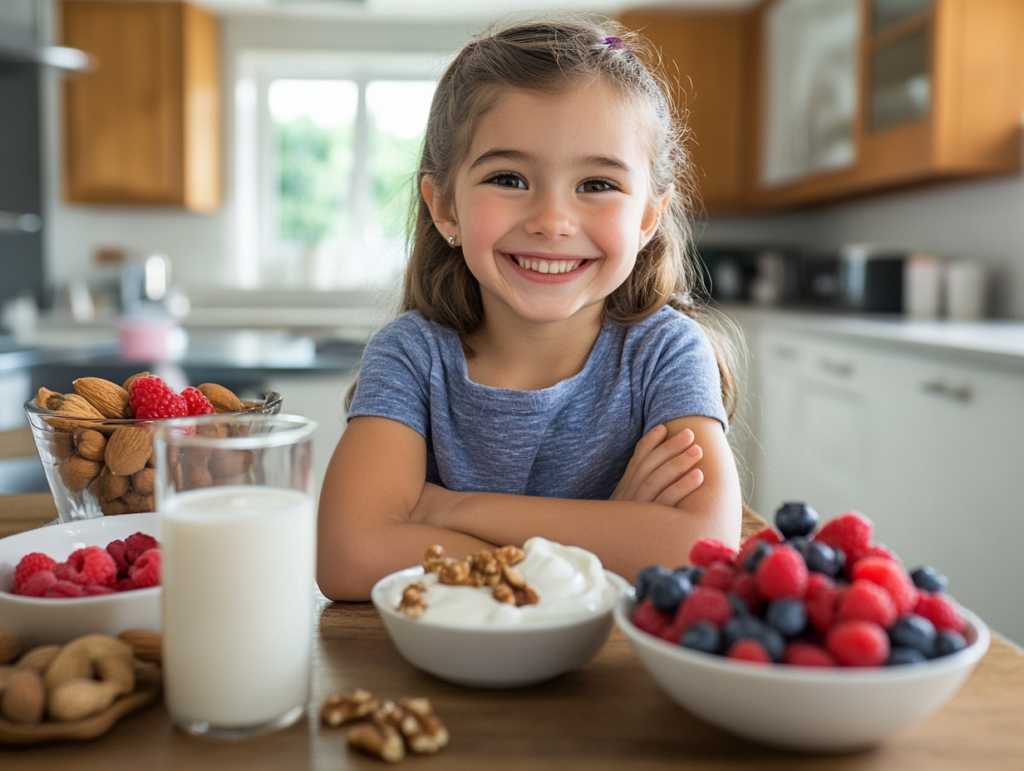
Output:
[428, 81, 668, 329]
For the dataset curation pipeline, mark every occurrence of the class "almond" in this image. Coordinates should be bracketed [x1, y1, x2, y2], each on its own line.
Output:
[73, 377, 131, 419]
[34, 387, 63, 411]
[56, 393, 105, 419]
[60, 454, 103, 493]
[118, 630, 162, 663]
[210, 449, 253, 479]
[197, 383, 244, 413]
[99, 496, 131, 516]
[94, 655, 135, 696]
[122, 488, 148, 508]
[187, 464, 213, 489]
[15, 645, 60, 673]
[43, 643, 93, 691]
[1, 669, 45, 724]
[66, 634, 134, 663]
[122, 371, 150, 393]
[0, 627, 25, 665]
[47, 678, 120, 722]
[74, 428, 107, 462]
[47, 430, 75, 460]
[97, 466, 131, 501]
[132, 467, 155, 495]
[105, 427, 152, 476]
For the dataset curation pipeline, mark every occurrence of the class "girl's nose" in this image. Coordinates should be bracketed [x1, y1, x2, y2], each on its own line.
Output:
[523, 190, 577, 240]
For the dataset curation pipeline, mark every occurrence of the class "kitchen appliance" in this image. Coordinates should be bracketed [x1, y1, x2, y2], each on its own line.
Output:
[838, 244, 907, 313]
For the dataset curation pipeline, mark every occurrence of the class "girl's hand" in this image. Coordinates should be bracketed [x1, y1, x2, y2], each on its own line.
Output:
[610, 425, 704, 507]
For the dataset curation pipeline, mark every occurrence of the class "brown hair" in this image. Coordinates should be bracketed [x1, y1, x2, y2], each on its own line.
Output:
[352, 16, 738, 419]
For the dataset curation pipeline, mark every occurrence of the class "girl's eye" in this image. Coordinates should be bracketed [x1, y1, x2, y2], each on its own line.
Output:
[577, 179, 617, 193]
[487, 173, 527, 190]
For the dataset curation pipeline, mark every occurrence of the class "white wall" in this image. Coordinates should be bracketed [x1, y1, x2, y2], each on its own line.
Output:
[702, 160, 1024, 319]
[41, 8, 469, 294]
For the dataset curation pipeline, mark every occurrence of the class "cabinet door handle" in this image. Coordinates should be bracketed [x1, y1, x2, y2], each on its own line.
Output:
[818, 358, 854, 377]
[921, 380, 973, 403]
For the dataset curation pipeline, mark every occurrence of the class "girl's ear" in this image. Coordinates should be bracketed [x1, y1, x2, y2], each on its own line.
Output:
[421, 175, 458, 239]
[639, 186, 673, 248]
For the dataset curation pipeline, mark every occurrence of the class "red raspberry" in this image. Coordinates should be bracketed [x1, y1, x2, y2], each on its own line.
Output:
[730, 572, 763, 615]
[658, 621, 685, 644]
[115, 578, 136, 593]
[838, 579, 898, 628]
[675, 586, 733, 631]
[125, 532, 159, 564]
[13, 552, 57, 592]
[737, 528, 782, 566]
[852, 557, 916, 615]
[826, 619, 890, 667]
[44, 580, 86, 598]
[726, 639, 771, 663]
[783, 641, 837, 667]
[755, 545, 808, 601]
[632, 598, 673, 637]
[106, 539, 129, 577]
[702, 561, 735, 592]
[128, 549, 161, 589]
[689, 538, 737, 568]
[65, 546, 117, 587]
[814, 512, 873, 562]
[129, 376, 188, 419]
[182, 386, 216, 416]
[83, 585, 116, 596]
[53, 561, 72, 580]
[16, 569, 58, 597]
[806, 586, 844, 632]
[806, 572, 834, 595]
[915, 591, 965, 633]
[859, 542, 900, 565]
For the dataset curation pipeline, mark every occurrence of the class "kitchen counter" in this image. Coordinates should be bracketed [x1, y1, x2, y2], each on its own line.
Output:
[725, 305, 1024, 371]
[3, 497, 1024, 769]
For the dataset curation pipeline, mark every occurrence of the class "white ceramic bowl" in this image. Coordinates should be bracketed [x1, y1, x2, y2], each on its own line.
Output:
[372, 566, 629, 688]
[614, 595, 990, 752]
[0, 512, 161, 647]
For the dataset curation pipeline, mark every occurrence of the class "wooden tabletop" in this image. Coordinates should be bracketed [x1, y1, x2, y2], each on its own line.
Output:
[3, 495, 1024, 770]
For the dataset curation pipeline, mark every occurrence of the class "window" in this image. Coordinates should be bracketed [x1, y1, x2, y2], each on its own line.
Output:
[235, 52, 438, 290]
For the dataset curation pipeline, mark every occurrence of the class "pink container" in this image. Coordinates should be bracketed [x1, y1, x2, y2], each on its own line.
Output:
[118, 317, 178, 362]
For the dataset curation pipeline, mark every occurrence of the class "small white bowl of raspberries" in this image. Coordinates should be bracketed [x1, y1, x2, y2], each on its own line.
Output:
[614, 504, 990, 753]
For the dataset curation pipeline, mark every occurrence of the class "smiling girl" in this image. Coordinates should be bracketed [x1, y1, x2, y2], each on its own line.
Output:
[317, 18, 743, 600]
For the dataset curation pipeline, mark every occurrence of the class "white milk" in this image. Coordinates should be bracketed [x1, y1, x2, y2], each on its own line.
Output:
[161, 485, 315, 728]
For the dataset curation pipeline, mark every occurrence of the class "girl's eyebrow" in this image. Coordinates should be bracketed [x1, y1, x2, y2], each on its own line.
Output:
[469, 148, 633, 175]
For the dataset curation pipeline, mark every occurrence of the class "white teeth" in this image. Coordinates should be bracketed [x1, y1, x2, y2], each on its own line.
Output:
[513, 256, 583, 274]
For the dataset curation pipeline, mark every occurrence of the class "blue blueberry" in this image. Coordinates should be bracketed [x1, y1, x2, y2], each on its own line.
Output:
[805, 542, 842, 577]
[888, 647, 928, 666]
[681, 622, 721, 655]
[649, 572, 693, 614]
[775, 502, 820, 539]
[911, 566, 948, 594]
[833, 548, 847, 575]
[765, 598, 807, 639]
[889, 614, 937, 657]
[743, 542, 773, 573]
[722, 616, 785, 662]
[728, 592, 751, 618]
[932, 630, 967, 658]
[635, 565, 670, 602]
[688, 567, 706, 586]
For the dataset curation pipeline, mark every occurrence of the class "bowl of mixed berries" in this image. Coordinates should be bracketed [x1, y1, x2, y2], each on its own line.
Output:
[613, 503, 990, 752]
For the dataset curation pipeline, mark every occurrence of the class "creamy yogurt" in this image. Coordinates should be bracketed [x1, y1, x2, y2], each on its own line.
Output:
[384, 537, 621, 627]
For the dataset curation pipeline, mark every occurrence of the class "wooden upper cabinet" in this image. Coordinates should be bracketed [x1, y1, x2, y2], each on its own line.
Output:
[617, 10, 755, 213]
[751, 0, 1024, 208]
[62, 0, 221, 212]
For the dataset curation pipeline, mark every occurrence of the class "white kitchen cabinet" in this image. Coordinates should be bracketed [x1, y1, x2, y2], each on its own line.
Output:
[750, 322, 1024, 643]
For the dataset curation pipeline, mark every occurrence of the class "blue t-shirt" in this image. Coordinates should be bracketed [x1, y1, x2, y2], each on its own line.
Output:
[347, 306, 727, 501]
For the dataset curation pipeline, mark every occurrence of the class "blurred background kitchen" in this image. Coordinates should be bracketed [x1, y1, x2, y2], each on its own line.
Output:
[1, 0, 1023, 643]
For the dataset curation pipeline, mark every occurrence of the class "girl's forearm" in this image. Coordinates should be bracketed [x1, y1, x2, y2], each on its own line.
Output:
[428, 490, 741, 582]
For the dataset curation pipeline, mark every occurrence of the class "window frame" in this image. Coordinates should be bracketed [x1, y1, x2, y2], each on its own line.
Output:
[234, 50, 439, 289]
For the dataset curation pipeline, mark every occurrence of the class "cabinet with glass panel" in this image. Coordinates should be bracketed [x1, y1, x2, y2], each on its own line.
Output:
[751, 0, 1024, 208]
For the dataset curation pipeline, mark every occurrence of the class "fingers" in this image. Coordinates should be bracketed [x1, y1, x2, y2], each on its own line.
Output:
[627, 427, 696, 493]
[610, 424, 667, 501]
[654, 468, 704, 508]
[634, 442, 703, 503]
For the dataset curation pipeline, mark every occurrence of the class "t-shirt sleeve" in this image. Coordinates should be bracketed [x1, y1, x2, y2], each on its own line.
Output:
[640, 312, 729, 434]
[347, 316, 431, 437]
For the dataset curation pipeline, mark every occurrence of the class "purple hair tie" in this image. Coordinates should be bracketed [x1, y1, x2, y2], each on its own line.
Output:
[603, 36, 634, 55]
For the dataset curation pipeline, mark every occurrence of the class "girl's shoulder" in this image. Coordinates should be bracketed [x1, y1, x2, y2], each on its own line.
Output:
[617, 304, 710, 351]
[364, 311, 458, 361]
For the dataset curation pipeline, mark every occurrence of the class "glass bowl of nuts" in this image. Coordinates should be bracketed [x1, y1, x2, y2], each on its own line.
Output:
[24, 374, 282, 523]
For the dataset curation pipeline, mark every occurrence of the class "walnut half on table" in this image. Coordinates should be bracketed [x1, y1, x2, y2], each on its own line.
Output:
[321, 689, 449, 764]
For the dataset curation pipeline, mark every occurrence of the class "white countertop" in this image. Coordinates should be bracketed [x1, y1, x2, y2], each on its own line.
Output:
[725, 305, 1024, 370]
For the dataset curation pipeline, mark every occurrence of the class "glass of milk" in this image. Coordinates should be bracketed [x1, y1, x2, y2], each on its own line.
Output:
[153, 413, 317, 739]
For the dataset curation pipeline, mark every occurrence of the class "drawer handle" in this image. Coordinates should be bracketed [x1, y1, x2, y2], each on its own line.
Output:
[818, 359, 854, 377]
[921, 380, 973, 403]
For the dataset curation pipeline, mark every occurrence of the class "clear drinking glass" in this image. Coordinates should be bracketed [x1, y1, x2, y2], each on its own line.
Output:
[153, 413, 317, 739]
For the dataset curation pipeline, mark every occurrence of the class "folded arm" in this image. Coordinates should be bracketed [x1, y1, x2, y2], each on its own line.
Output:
[317, 415, 741, 601]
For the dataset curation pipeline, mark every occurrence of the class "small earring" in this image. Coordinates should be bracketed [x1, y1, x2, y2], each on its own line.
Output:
[448, 235, 456, 248]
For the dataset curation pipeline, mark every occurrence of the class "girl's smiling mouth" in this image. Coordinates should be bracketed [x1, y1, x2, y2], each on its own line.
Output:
[503, 252, 595, 280]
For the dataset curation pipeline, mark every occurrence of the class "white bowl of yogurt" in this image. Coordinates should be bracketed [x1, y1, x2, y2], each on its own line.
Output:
[371, 537, 629, 688]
